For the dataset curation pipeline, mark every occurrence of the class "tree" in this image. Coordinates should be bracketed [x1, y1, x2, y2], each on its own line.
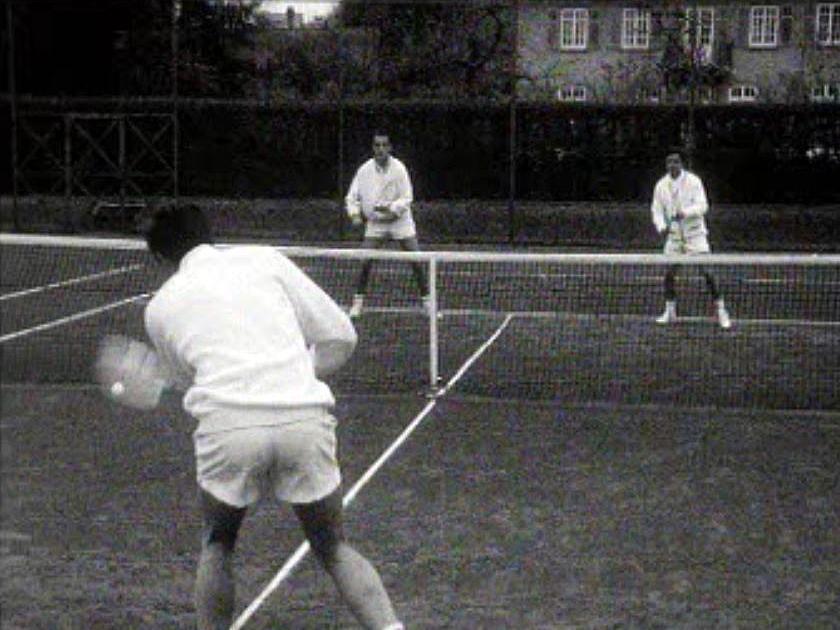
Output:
[177, 0, 260, 97]
[335, 1, 514, 99]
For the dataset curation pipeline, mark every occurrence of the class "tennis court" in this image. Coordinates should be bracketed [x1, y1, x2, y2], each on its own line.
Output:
[2, 237, 839, 628]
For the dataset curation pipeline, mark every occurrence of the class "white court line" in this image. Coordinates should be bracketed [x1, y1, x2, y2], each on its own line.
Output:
[355, 305, 840, 329]
[0, 264, 143, 301]
[0, 293, 151, 344]
[229, 314, 515, 630]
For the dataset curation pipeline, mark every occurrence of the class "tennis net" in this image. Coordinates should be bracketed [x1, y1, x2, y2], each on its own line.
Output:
[2, 233, 839, 411]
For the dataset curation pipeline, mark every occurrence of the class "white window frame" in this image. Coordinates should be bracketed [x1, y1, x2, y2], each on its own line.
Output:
[558, 85, 588, 102]
[637, 86, 661, 104]
[811, 83, 840, 102]
[728, 85, 759, 102]
[559, 8, 589, 50]
[684, 7, 715, 63]
[816, 3, 840, 45]
[749, 6, 780, 48]
[622, 8, 651, 50]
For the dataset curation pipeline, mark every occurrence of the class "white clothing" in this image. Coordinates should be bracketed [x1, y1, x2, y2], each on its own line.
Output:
[664, 233, 711, 255]
[194, 411, 340, 507]
[651, 170, 710, 251]
[144, 244, 356, 435]
[345, 156, 416, 240]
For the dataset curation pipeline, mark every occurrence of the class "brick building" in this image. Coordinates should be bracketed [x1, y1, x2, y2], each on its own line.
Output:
[517, 1, 840, 103]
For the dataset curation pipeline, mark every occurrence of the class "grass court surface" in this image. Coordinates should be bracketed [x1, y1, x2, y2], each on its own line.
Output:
[2, 241, 839, 628]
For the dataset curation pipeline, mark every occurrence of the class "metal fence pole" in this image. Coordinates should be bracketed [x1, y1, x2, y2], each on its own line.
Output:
[428, 256, 439, 390]
[64, 114, 73, 230]
[172, 0, 180, 203]
[7, 0, 20, 230]
[507, 0, 519, 244]
[338, 24, 345, 239]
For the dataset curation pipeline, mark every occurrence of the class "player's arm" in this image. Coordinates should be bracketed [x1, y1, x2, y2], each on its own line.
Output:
[651, 183, 668, 234]
[386, 164, 414, 218]
[143, 308, 192, 391]
[681, 176, 709, 217]
[272, 253, 357, 377]
[345, 170, 363, 225]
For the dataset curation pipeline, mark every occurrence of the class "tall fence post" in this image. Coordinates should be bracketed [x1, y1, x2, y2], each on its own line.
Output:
[507, 0, 519, 244]
[7, 0, 20, 231]
[64, 114, 73, 231]
[172, 0, 180, 203]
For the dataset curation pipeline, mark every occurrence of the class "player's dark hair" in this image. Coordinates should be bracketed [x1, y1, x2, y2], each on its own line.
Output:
[145, 204, 213, 263]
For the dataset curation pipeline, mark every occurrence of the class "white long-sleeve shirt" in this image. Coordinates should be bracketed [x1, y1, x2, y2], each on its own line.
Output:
[144, 244, 356, 433]
[345, 156, 416, 238]
[651, 170, 709, 238]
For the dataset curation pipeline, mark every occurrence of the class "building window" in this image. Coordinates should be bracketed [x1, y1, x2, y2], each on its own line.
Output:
[559, 8, 589, 50]
[816, 4, 840, 45]
[685, 7, 715, 63]
[558, 85, 588, 102]
[811, 84, 840, 102]
[622, 8, 651, 50]
[637, 87, 661, 104]
[749, 6, 780, 48]
[728, 85, 759, 102]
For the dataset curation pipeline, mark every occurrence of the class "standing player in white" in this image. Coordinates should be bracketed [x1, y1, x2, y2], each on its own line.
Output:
[651, 151, 731, 329]
[142, 206, 404, 630]
[345, 132, 429, 318]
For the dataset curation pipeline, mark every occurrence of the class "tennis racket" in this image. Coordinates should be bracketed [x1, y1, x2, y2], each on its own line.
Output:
[94, 334, 169, 410]
[372, 180, 400, 223]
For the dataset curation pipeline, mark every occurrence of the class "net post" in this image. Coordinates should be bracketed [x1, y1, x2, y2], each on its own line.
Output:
[428, 256, 439, 393]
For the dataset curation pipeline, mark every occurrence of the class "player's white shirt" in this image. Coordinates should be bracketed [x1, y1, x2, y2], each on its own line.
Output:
[345, 156, 416, 238]
[144, 244, 355, 434]
[651, 170, 709, 239]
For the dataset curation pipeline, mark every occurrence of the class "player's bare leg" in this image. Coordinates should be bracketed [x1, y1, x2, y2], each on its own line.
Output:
[351, 237, 386, 318]
[294, 489, 403, 630]
[195, 490, 246, 630]
[701, 267, 731, 329]
[657, 264, 679, 324]
[398, 237, 430, 315]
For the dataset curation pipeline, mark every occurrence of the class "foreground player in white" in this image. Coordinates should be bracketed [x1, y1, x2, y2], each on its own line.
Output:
[142, 206, 404, 630]
[651, 151, 731, 329]
[345, 132, 429, 318]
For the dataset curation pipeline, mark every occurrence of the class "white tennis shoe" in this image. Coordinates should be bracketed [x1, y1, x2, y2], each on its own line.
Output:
[422, 295, 432, 317]
[348, 294, 364, 319]
[718, 307, 732, 330]
[656, 307, 677, 324]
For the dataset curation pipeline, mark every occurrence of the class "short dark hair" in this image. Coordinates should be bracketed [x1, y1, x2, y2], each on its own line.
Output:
[145, 204, 212, 263]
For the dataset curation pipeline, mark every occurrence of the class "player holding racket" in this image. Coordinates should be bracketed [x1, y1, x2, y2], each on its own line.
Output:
[345, 132, 429, 318]
[139, 205, 404, 630]
[651, 151, 731, 329]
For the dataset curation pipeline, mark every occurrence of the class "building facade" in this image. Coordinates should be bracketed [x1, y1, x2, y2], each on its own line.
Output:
[517, 1, 840, 103]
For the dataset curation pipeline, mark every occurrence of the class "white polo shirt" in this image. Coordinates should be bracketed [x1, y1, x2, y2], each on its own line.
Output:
[144, 244, 354, 434]
[345, 156, 417, 239]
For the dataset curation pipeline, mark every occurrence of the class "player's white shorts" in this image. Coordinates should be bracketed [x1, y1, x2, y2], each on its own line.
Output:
[194, 411, 341, 508]
[664, 234, 710, 255]
[364, 216, 417, 240]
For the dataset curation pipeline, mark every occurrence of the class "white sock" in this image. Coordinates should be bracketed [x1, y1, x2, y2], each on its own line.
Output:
[715, 298, 726, 312]
[665, 300, 676, 314]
